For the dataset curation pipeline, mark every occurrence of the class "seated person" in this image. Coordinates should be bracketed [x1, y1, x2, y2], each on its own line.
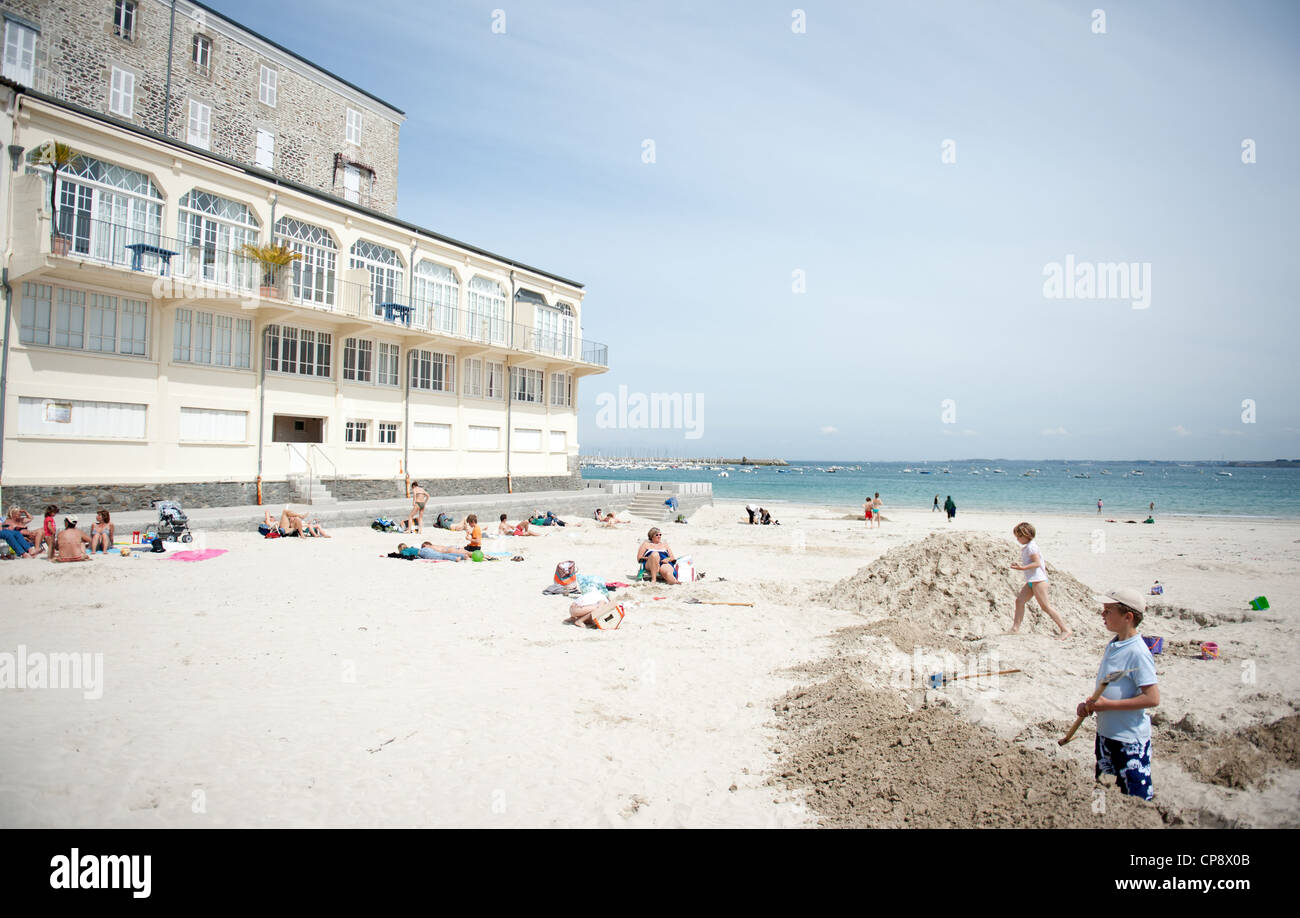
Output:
[498, 513, 539, 536]
[90, 509, 115, 553]
[636, 527, 678, 584]
[0, 526, 38, 558]
[594, 508, 627, 527]
[760, 508, 775, 525]
[279, 507, 308, 537]
[300, 515, 329, 538]
[54, 516, 92, 563]
[418, 541, 471, 561]
[452, 513, 482, 552]
[5, 506, 38, 545]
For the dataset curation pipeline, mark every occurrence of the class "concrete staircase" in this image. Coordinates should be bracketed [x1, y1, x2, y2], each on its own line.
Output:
[627, 491, 678, 522]
[287, 474, 339, 506]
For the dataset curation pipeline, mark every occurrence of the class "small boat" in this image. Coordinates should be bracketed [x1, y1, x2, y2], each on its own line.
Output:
[902, 468, 914, 473]
[717, 471, 728, 478]
[1130, 470, 1144, 476]
[991, 468, 1004, 474]
[1099, 470, 1111, 475]
[1216, 471, 1232, 477]
[1074, 473, 1090, 479]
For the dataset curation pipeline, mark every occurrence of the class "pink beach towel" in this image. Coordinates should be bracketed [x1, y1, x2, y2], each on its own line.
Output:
[168, 549, 227, 562]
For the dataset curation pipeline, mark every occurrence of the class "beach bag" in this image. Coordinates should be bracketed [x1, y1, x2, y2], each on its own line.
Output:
[150, 537, 166, 553]
[676, 557, 696, 583]
[554, 561, 576, 586]
[593, 603, 626, 630]
[371, 518, 398, 532]
[436, 512, 453, 529]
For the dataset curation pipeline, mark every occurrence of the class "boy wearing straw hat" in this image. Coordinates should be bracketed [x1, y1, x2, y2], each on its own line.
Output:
[1076, 588, 1160, 800]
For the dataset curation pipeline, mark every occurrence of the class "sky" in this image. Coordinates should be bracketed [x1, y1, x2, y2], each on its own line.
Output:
[217, 0, 1300, 461]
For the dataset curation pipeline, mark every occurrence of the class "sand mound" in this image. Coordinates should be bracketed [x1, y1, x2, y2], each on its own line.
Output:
[816, 532, 1100, 638]
[773, 674, 1165, 828]
[1165, 714, 1300, 790]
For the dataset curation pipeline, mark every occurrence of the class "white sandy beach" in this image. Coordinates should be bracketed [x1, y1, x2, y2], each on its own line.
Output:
[2, 500, 1297, 828]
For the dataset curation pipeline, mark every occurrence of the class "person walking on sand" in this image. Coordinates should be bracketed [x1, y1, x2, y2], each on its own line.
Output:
[1076, 588, 1159, 801]
[1007, 522, 1072, 639]
[871, 492, 883, 529]
[405, 481, 430, 533]
[943, 495, 956, 521]
[1097, 498, 1103, 514]
[933, 494, 940, 512]
[863, 497, 873, 527]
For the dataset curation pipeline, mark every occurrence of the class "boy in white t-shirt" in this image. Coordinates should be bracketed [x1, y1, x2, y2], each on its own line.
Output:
[1007, 522, 1072, 639]
[1077, 588, 1160, 801]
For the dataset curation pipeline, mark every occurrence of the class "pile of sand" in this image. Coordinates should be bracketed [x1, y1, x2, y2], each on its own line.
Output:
[815, 532, 1102, 638]
[772, 674, 1165, 828]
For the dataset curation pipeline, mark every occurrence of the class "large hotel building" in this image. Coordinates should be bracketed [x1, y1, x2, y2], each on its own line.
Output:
[0, 0, 607, 509]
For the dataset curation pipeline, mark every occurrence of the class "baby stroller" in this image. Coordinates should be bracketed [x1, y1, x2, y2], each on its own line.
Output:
[151, 499, 193, 543]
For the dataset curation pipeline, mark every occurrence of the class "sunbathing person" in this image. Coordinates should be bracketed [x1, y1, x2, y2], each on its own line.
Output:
[566, 593, 622, 628]
[300, 514, 329, 538]
[594, 508, 628, 527]
[54, 516, 92, 563]
[636, 527, 679, 584]
[418, 541, 471, 561]
[5, 506, 38, 545]
[90, 509, 115, 553]
[498, 513, 540, 536]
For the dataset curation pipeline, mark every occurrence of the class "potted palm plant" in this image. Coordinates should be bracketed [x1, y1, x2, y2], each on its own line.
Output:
[239, 242, 301, 298]
[30, 141, 82, 255]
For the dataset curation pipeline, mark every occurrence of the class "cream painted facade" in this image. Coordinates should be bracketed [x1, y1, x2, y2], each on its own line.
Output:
[1, 94, 607, 500]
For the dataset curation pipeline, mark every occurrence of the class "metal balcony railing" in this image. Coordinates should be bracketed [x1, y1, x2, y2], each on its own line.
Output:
[46, 213, 611, 367]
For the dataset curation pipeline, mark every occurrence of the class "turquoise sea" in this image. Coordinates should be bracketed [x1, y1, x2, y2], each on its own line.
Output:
[582, 460, 1300, 519]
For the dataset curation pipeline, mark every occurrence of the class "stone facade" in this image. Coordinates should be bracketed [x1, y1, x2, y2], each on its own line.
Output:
[1, 0, 402, 214]
[3, 472, 583, 517]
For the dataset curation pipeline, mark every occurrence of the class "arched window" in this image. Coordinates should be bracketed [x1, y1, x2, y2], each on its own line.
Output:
[412, 261, 459, 335]
[349, 240, 403, 317]
[275, 216, 337, 307]
[466, 276, 506, 345]
[34, 151, 163, 263]
[177, 189, 259, 290]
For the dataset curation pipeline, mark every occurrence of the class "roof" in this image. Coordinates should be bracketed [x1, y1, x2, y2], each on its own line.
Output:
[19, 89, 585, 290]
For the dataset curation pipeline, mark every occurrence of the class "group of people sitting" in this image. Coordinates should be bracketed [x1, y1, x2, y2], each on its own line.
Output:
[743, 504, 778, 525]
[260, 507, 329, 538]
[593, 508, 629, 528]
[2, 505, 116, 561]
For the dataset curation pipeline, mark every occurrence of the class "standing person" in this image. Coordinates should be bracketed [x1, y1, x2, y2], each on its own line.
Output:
[871, 492, 883, 529]
[1007, 522, 1072, 639]
[1075, 589, 1159, 801]
[405, 481, 430, 533]
[41, 505, 59, 559]
[863, 497, 873, 527]
[89, 509, 115, 554]
[1097, 498, 1103, 514]
[1149, 501, 1155, 515]
[943, 495, 956, 522]
[933, 494, 940, 512]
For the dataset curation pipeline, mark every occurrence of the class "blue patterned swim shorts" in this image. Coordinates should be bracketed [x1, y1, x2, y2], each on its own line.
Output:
[1095, 734, 1153, 801]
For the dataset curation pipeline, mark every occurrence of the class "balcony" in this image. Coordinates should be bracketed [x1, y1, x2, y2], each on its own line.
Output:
[13, 209, 610, 369]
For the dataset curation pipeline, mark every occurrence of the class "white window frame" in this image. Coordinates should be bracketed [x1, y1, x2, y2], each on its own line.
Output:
[188, 99, 212, 149]
[174, 307, 252, 369]
[192, 34, 211, 76]
[549, 372, 573, 408]
[513, 427, 543, 452]
[276, 216, 337, 308]
[467, 276, 507, 344]
[349, 240, 403, 315]
[346, 108, 362, 145]
[255, 129, 274, 169]
[345, 419, 369, 444]
[109, 66, 135, 117]
[409, 348, 454, 393]
[549, 430, 568, 453]
[377, 422, 399, 445]
[467, 425, 500, 450]
[20, 281, 149, 358]
[510, 367, 543, 404]
[342, 336, 374, 383]
[177, 189, 260, 291]
[113, 0, 136, 41]
[259, 65, 278, 107]
[264, 323, 332, 379]
[3, 19, 38, 85]
[376, 342, 400, 387]
[342, 164, 361, 203]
